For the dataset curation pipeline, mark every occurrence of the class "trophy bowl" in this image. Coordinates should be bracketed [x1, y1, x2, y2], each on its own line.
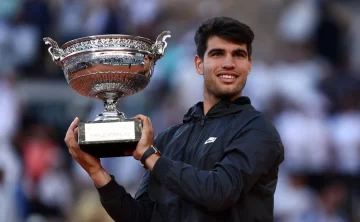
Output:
[44, 31, 171, 158]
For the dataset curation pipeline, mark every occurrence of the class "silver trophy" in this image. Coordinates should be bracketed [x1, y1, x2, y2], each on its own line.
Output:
[44, 32, 171, 158]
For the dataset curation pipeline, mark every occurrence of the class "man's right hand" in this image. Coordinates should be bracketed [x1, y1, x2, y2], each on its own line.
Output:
[65, 117, 111, 187]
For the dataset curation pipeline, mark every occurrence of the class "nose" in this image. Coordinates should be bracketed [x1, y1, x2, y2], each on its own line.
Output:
[221, 56, 235, 69]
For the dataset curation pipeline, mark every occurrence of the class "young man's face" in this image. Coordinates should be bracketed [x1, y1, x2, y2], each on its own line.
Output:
[195, 36, 252, 101]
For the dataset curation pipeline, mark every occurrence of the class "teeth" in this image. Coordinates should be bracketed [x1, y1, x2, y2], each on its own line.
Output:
[219, 75, 236, 79]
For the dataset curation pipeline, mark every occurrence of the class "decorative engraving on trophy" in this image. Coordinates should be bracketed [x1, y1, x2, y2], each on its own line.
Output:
[104, 101, 117, 112]
[62, 53, 150, 85]
[62, 38, 151, 58]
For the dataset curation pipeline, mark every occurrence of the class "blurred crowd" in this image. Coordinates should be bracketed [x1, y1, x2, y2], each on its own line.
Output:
[0, 0, 359, 221]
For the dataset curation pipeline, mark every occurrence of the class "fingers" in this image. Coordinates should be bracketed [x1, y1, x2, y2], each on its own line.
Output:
[65, 117, 79, 139]
[69, 117, 80, 132]
[123, 149, 134, 156]
[74, 128, 79, 142]
[132, 114, 153, 132]
[65, 117, 80, 151]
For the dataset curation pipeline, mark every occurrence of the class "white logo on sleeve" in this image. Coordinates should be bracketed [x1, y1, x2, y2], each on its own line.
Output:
[204, 137, 217, 144]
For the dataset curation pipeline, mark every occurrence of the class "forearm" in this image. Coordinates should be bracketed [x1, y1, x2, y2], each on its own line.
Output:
[144, 154, 235, 211]
[151, 156, 244, 212]
[96, 173, 154, 222]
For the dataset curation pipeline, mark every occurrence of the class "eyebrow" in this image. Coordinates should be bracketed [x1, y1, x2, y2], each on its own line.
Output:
[207, 48, 248, 56]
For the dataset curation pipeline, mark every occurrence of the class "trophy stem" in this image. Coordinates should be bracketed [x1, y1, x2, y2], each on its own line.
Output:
[104, 99, 118, 112]
[94, 97, 126, 122]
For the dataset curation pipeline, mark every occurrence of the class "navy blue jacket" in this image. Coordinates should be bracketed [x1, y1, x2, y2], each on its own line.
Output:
[97, 97, 284, 222]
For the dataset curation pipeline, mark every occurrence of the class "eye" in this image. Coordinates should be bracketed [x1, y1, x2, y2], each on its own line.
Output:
[212, 52, 223, 57]
[234, 50, 248, 58]
[234, 52, 245, 57]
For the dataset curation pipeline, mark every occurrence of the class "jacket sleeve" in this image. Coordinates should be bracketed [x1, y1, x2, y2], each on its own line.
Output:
[97, 170, 154, 222]
[151, 129, 284, 212]
[95, 129, 173, 221]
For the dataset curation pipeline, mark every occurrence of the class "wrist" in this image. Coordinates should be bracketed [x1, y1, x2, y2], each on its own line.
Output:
[140, 145, 161, 169]
[145, 154, 161, 170]
[138, 149, 147, 160]
[89, 168, 111, 188]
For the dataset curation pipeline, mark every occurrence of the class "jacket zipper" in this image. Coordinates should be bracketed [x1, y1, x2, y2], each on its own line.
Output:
[187, 116, 206, 160]
[187, 100, 221, 160]
[200, 115, 205, 126]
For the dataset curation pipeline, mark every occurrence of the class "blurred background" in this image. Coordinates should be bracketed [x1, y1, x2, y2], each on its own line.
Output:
[0, 0, 359, 221]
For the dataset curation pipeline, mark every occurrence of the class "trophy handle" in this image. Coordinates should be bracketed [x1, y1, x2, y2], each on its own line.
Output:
[43, 37, 64, 66]
[151, 31, 171, 61]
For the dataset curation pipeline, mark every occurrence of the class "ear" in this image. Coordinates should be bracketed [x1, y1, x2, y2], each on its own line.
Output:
[194, 55, 203, 75]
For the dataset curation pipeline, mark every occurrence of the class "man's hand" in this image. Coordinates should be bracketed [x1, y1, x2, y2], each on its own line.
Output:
[132, 114, 155, 160]
[65, 117, 110, 187]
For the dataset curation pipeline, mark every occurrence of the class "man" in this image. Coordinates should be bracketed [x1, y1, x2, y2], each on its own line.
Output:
[65, 17, 284, 222]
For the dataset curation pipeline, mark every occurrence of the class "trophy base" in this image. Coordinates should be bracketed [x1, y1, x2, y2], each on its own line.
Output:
[77, 119, 142, 158]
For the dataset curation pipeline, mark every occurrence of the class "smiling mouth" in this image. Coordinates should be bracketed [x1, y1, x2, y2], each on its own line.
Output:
[217, 74, 237, 79]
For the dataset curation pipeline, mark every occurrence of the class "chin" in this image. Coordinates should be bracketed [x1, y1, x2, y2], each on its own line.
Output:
[206, 82, 244, 100]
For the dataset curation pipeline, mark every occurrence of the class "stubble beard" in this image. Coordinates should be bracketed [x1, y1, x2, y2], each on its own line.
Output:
[204, 76, 247, 100]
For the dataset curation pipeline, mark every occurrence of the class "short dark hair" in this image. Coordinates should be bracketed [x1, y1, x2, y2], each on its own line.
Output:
[194, 17, 255, 59]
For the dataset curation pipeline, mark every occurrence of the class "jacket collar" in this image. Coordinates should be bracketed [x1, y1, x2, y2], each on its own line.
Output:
[183, 96, 252, 123]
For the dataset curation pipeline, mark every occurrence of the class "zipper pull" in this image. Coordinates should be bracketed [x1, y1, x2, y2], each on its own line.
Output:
[200, 116, 205, 126]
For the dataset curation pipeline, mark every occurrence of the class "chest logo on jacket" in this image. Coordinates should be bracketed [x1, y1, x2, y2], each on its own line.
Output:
[204, 137, 217, 144]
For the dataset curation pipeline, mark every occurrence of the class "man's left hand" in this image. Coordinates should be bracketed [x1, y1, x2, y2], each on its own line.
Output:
[132, 114, 155, 160]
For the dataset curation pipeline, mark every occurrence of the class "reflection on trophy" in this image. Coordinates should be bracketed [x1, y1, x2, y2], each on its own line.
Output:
[44, 32, 171, 158]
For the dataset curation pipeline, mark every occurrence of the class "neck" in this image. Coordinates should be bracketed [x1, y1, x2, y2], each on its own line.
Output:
[203, 93, 221, 116]
[203, 89, 242, 115]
